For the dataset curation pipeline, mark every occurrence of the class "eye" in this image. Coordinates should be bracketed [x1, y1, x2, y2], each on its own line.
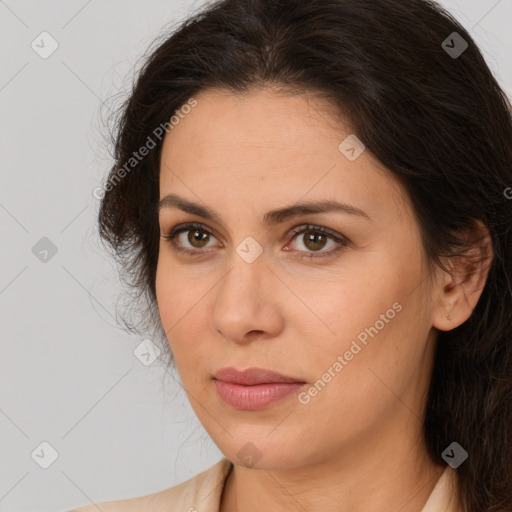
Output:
[161, 222, 349, 258]
[286, 224, 349, 258]
[161, 222, 220, 255]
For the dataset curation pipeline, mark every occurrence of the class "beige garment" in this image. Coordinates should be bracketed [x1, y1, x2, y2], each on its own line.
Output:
[69, 458, 461, 511]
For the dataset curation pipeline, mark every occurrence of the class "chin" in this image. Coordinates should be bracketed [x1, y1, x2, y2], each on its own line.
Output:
[213, 428, 319, 471]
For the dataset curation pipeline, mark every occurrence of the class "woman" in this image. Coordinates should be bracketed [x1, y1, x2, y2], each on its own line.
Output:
[72, 0, 512, 510]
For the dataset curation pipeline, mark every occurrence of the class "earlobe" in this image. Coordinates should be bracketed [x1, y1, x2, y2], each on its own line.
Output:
[431, 220, 493, 332]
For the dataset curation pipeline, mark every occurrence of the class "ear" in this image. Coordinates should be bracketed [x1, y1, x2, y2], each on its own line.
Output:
[432, 220, 493, 332]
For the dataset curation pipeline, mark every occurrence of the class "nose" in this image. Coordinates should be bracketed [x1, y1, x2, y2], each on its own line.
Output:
[211, 251, 284, 344]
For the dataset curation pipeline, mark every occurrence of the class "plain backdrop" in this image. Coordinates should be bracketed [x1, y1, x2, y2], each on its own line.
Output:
[0, 1, 511, 510]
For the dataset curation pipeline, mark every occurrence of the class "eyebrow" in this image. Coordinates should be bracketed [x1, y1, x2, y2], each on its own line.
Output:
[158, 193, 372, 226]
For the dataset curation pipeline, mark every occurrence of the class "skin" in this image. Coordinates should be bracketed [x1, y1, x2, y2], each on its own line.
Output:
[154, 86, 492, 512]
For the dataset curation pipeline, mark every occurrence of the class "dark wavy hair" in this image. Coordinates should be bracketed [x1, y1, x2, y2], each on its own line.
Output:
[96, 0, 512, 509]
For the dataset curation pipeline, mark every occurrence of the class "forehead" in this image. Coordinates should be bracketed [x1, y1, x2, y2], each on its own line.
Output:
[164, 86, 347, 153]
[159, 87, 410, 224]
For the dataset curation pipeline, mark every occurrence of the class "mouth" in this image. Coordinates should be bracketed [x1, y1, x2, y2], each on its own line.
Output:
[212, 367, 307, 410]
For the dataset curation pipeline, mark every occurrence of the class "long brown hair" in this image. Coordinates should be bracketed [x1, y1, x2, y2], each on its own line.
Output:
[96, 1, 512, 509]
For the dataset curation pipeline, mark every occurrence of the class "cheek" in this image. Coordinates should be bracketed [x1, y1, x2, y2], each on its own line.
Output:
[155, 260, 185, 350]
[155, 260, 212, 373]
[155, 251, 198, 324]
[294, 256, 427, 387]
[289, 262, 398, 343]
[308, 300, 431, 425]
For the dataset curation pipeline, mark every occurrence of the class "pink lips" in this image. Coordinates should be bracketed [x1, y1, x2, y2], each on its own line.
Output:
[213, 367, 306, 410]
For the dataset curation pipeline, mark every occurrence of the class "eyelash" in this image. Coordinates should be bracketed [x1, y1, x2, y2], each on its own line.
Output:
[161, 222, 349, 259]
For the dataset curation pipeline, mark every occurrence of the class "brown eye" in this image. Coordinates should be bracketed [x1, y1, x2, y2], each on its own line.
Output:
[288, 224, 349, 258]
[302, 230, 328, 251]
[162, 222, 219, 255]
[187, 228, 210, 248]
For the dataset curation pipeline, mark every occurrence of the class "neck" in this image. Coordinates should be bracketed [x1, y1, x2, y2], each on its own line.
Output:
[220, 413, 447, 512]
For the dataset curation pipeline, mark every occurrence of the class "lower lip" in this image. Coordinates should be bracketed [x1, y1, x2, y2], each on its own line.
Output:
[213, 380, 306, 410]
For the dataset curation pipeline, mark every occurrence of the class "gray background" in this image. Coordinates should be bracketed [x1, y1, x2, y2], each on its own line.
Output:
[0, 1, 510, 511]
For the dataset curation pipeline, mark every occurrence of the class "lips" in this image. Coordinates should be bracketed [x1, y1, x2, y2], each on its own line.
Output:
[213, 367, 305, 385]
[212, 367, 307, 410]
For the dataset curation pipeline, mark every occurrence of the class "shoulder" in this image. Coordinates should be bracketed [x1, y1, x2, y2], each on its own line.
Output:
[66, 458, 233, 512]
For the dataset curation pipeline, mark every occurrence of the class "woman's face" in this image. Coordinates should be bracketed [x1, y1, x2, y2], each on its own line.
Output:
[155, 87, 444, 470]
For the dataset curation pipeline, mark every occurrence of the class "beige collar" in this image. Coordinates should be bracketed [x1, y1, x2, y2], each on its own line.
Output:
[420, 465, 460, 511]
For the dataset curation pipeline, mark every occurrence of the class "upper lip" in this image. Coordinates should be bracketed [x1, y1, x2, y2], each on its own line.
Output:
[213, 367, 305, 385]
